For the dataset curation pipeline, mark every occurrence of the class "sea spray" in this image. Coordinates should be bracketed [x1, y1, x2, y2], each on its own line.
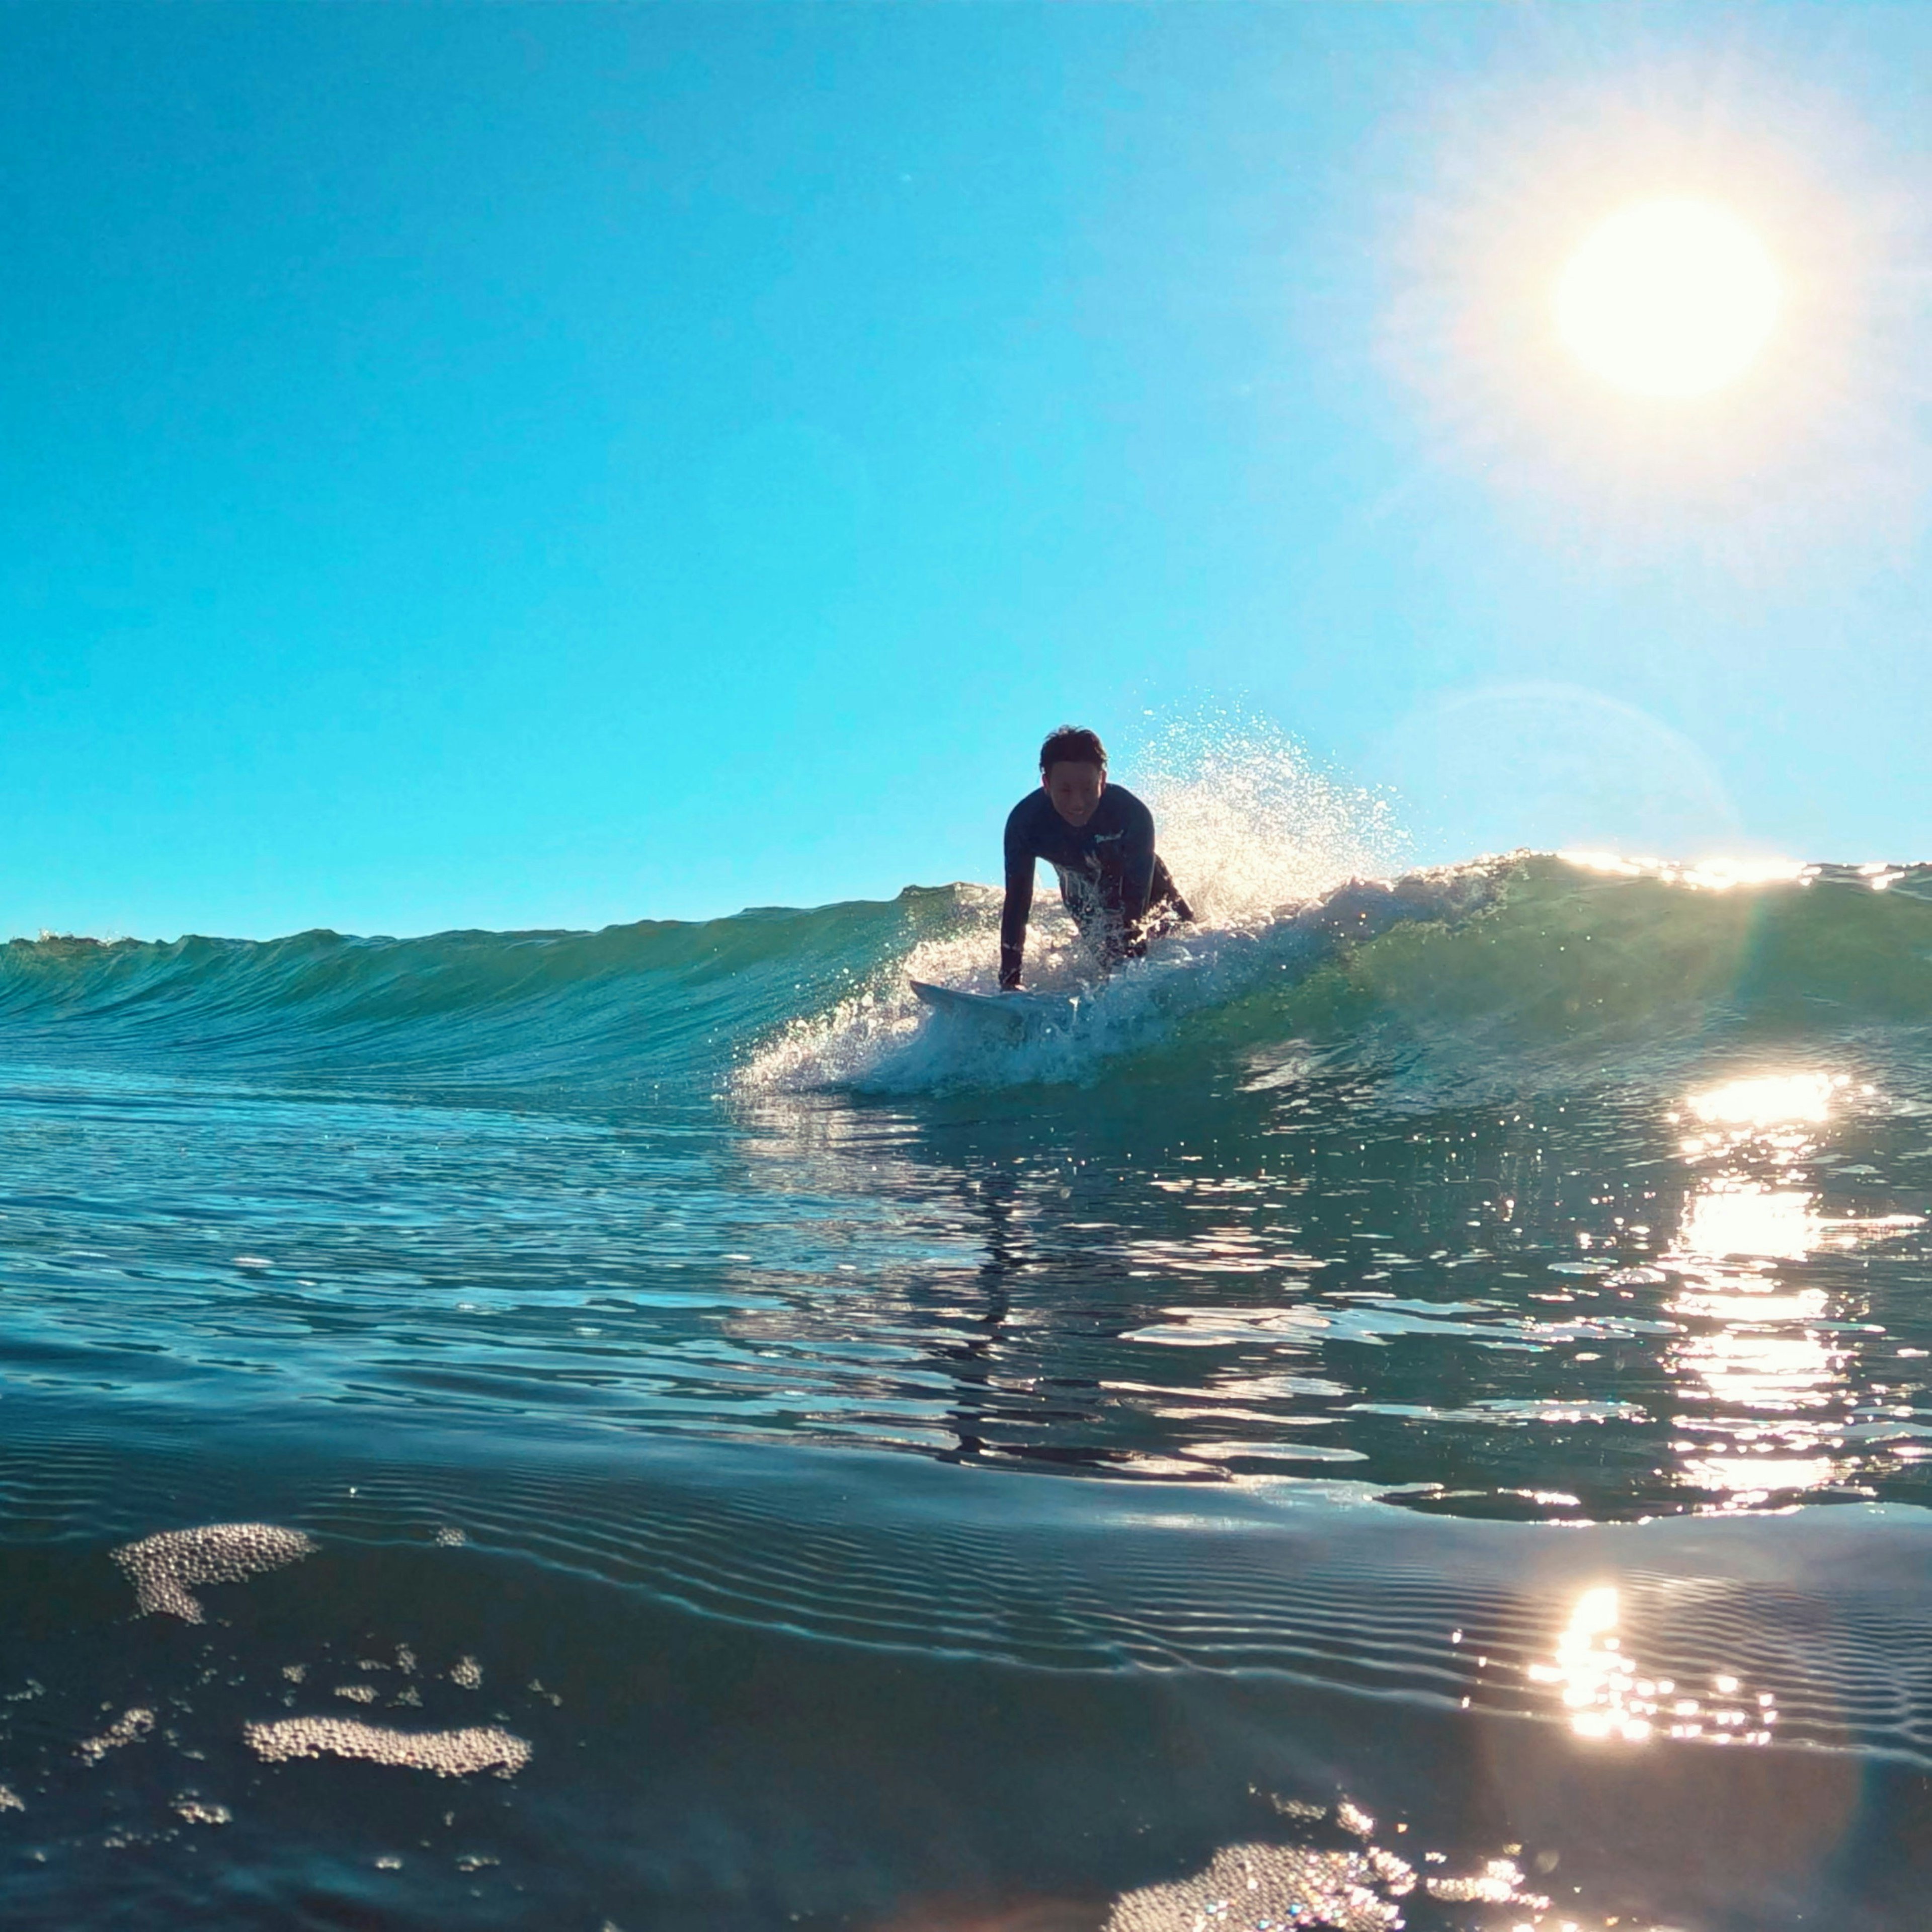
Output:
[1125, 705, 1408, 926]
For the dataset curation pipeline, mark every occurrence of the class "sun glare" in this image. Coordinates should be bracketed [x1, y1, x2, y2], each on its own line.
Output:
[1383, 65, 1927, 563]
[1555, 198, 1782, 398]
[1685, 1072, 1841, 1130]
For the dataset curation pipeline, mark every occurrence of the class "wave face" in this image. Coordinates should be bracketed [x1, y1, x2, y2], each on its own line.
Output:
[6, 853, 1931, 1097]
[0, 891, 958, 1088]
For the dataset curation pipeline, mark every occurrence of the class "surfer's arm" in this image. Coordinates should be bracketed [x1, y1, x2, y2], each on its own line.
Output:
[1000, 812, 1036, 989]
[1120, 797, 1157, 925]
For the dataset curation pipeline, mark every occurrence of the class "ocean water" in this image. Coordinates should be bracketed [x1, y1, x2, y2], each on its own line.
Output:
[4, 831, 1932, 1928]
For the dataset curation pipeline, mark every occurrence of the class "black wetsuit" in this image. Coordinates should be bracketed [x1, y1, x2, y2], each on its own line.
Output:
[999, 783, 1190, 988]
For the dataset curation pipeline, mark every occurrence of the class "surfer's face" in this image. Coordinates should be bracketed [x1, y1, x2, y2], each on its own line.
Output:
[1044, 760, 1105, 827]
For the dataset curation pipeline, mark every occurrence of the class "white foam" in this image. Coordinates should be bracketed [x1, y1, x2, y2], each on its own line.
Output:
[1104, 1834, 1555, 1932]
[76, 1708, 154, 1764]
[1104, 1841, 1407, 1932]
[242, 1716, 531, 1778]
[112, 1523, 318, 1623]
[740, 866, 1496, 1097]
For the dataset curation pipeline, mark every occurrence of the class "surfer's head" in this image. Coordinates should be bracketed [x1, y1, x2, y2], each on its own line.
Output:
[1039, 726, 1107, 827]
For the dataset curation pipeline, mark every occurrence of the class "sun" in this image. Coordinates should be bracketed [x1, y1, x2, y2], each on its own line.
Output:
[1554, 198, 1783, 398]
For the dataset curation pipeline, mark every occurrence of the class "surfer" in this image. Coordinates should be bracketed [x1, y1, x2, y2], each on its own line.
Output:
[999, 726, 1191, 990]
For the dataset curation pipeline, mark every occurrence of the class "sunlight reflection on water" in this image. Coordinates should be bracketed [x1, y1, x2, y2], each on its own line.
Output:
[1662, 1068, 1926, 1510]
[1528, 1583, 1779, 1750]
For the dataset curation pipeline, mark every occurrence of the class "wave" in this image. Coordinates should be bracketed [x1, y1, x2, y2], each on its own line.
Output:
[0, 890, 967, 1089]
[4, 854, 1930, 1101]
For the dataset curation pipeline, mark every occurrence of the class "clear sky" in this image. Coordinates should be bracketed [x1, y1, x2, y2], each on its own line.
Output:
[5, 3, 1929, 940]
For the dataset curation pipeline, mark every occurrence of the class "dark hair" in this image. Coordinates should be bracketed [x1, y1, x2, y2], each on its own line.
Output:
[1039, 726, 1107, 774]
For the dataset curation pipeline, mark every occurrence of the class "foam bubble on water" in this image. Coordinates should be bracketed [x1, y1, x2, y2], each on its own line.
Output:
[112, 1523, 318, 1622]
[1103, 1832, 1555, 1932]
[1102, 1840, 1408, 1932]
[242, 1716, 531, 1778]
[1423, 1858, 1541, 1904]
[0, 1785, 24, 1812]
[76, 1708, 154, 1764]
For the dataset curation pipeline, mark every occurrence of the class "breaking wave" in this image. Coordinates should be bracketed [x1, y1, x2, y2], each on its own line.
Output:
[5, 852, 1931, 1107]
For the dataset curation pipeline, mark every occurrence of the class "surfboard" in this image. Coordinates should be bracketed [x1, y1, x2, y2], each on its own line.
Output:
[909, 980, 1070, 1032]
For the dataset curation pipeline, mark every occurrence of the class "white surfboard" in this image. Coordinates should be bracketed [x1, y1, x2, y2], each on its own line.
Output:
[909, 980, 1072, 1032]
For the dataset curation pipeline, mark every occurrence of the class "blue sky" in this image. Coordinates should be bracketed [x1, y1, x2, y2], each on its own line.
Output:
[4, 3, 1928, 940]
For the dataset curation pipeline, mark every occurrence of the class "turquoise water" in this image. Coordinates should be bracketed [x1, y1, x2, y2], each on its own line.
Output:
[4, 852, 1932, 1927]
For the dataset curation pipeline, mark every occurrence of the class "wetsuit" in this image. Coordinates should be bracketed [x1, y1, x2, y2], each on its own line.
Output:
[999, 783, 1191, 989]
